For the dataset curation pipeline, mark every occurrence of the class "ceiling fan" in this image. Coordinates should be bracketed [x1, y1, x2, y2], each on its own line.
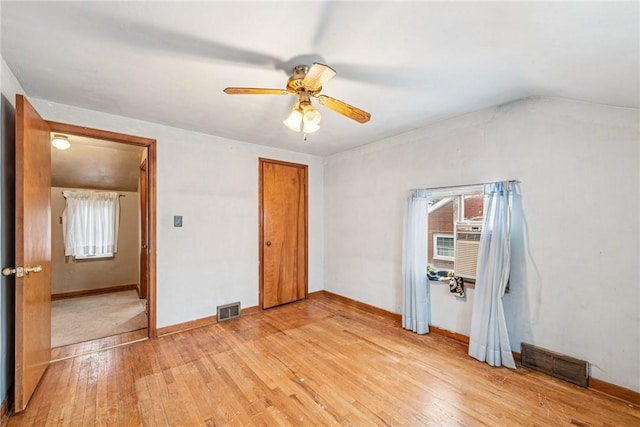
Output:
[223, 63, 371, 136]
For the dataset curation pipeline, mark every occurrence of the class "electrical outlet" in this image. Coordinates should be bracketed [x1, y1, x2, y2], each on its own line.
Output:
[174, 216, 182, 227]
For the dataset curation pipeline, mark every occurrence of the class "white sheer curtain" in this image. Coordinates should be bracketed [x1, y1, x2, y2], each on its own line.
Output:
[468, 181, 516, 368]
[402, 189, 430, 334]
[62, 190, 120, 258]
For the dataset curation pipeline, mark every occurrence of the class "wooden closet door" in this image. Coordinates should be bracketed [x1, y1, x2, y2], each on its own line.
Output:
[259, 159, 308, 309]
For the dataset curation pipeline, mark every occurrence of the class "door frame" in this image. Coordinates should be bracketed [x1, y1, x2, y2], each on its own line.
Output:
[46, 121, 158, 338]
[139, 159, 149, 300]
[258, 157, 308, 309]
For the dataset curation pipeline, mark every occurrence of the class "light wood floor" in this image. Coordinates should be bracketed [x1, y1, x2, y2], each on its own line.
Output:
[8, 293, 640, 426]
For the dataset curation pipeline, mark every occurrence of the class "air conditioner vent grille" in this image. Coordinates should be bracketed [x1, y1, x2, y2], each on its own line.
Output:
[454, 222, 483, 280]
[457, 232, 481, 242]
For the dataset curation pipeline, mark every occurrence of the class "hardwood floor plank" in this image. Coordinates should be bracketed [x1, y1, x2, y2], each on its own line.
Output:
[80, 354, 98, 426]
[114, 345, 142, 426]
[65, 352, 89, 425]
[51, 328, 148, 362]
[7, 296, 640, 426]
[138, 370, 170, 426]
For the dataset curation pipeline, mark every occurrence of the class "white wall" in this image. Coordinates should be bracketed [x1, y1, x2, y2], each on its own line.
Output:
[30, 98, 324, 329]
[324, 97, 640, 392]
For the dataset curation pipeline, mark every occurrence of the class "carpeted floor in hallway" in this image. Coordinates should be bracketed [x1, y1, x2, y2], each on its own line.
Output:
[51, 290, 147, 347]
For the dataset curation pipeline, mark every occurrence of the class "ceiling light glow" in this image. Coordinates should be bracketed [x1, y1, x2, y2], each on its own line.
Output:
[51, 134, 71, 150]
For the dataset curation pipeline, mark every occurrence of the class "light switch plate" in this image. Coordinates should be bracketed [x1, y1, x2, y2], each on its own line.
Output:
[174, 216, 182, 227]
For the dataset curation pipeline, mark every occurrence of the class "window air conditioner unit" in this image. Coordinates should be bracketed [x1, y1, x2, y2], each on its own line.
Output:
[455, 222, 482, 280]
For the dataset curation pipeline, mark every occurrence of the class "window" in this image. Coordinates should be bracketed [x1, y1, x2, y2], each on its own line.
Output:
[427, 186, 484, 280]
[62, 190, 120, 259]
[462, 193, 484, 222]
[433, 233, 454, 260]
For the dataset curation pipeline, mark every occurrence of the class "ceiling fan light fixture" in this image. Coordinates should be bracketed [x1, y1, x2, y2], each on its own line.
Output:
[302, 115, 320, 133]
[302, 104, 321, 133]
[51, 134, 70, 150]
[284, 101, 322, 135]
[283, 103, 304, 132]
[302, 121, 320, 133]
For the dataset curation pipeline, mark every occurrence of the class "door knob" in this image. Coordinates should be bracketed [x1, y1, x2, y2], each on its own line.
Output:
[25, 265, 43, 274]
[2, 265, 42, 277]
[2, 267, 23, 277]
[266, 241, 272, 247]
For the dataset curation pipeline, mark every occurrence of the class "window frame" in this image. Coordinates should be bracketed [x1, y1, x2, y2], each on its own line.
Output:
[433, 233, 455, 261]
[426, 185, 485, 285]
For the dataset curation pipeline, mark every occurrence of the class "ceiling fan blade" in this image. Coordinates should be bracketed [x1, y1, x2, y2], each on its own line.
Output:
[316, 95, 371, 124]
[302, 63, 336, 91]
[224, 87, 291, 95]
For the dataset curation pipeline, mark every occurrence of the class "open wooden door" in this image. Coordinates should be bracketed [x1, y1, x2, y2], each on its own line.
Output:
[10, 95, 52, 412]
[259, 158, 308, 309]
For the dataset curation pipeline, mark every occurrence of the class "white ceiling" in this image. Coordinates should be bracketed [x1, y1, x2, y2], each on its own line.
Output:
[2, 1, 638, 157]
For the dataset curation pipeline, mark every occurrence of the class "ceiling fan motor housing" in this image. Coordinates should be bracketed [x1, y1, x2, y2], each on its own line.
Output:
[287, 65, 321, 95]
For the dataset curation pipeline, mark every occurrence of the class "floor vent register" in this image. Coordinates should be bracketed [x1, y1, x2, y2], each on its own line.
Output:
[217, 302, 241, 322]
[521, 342, 589, 388]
